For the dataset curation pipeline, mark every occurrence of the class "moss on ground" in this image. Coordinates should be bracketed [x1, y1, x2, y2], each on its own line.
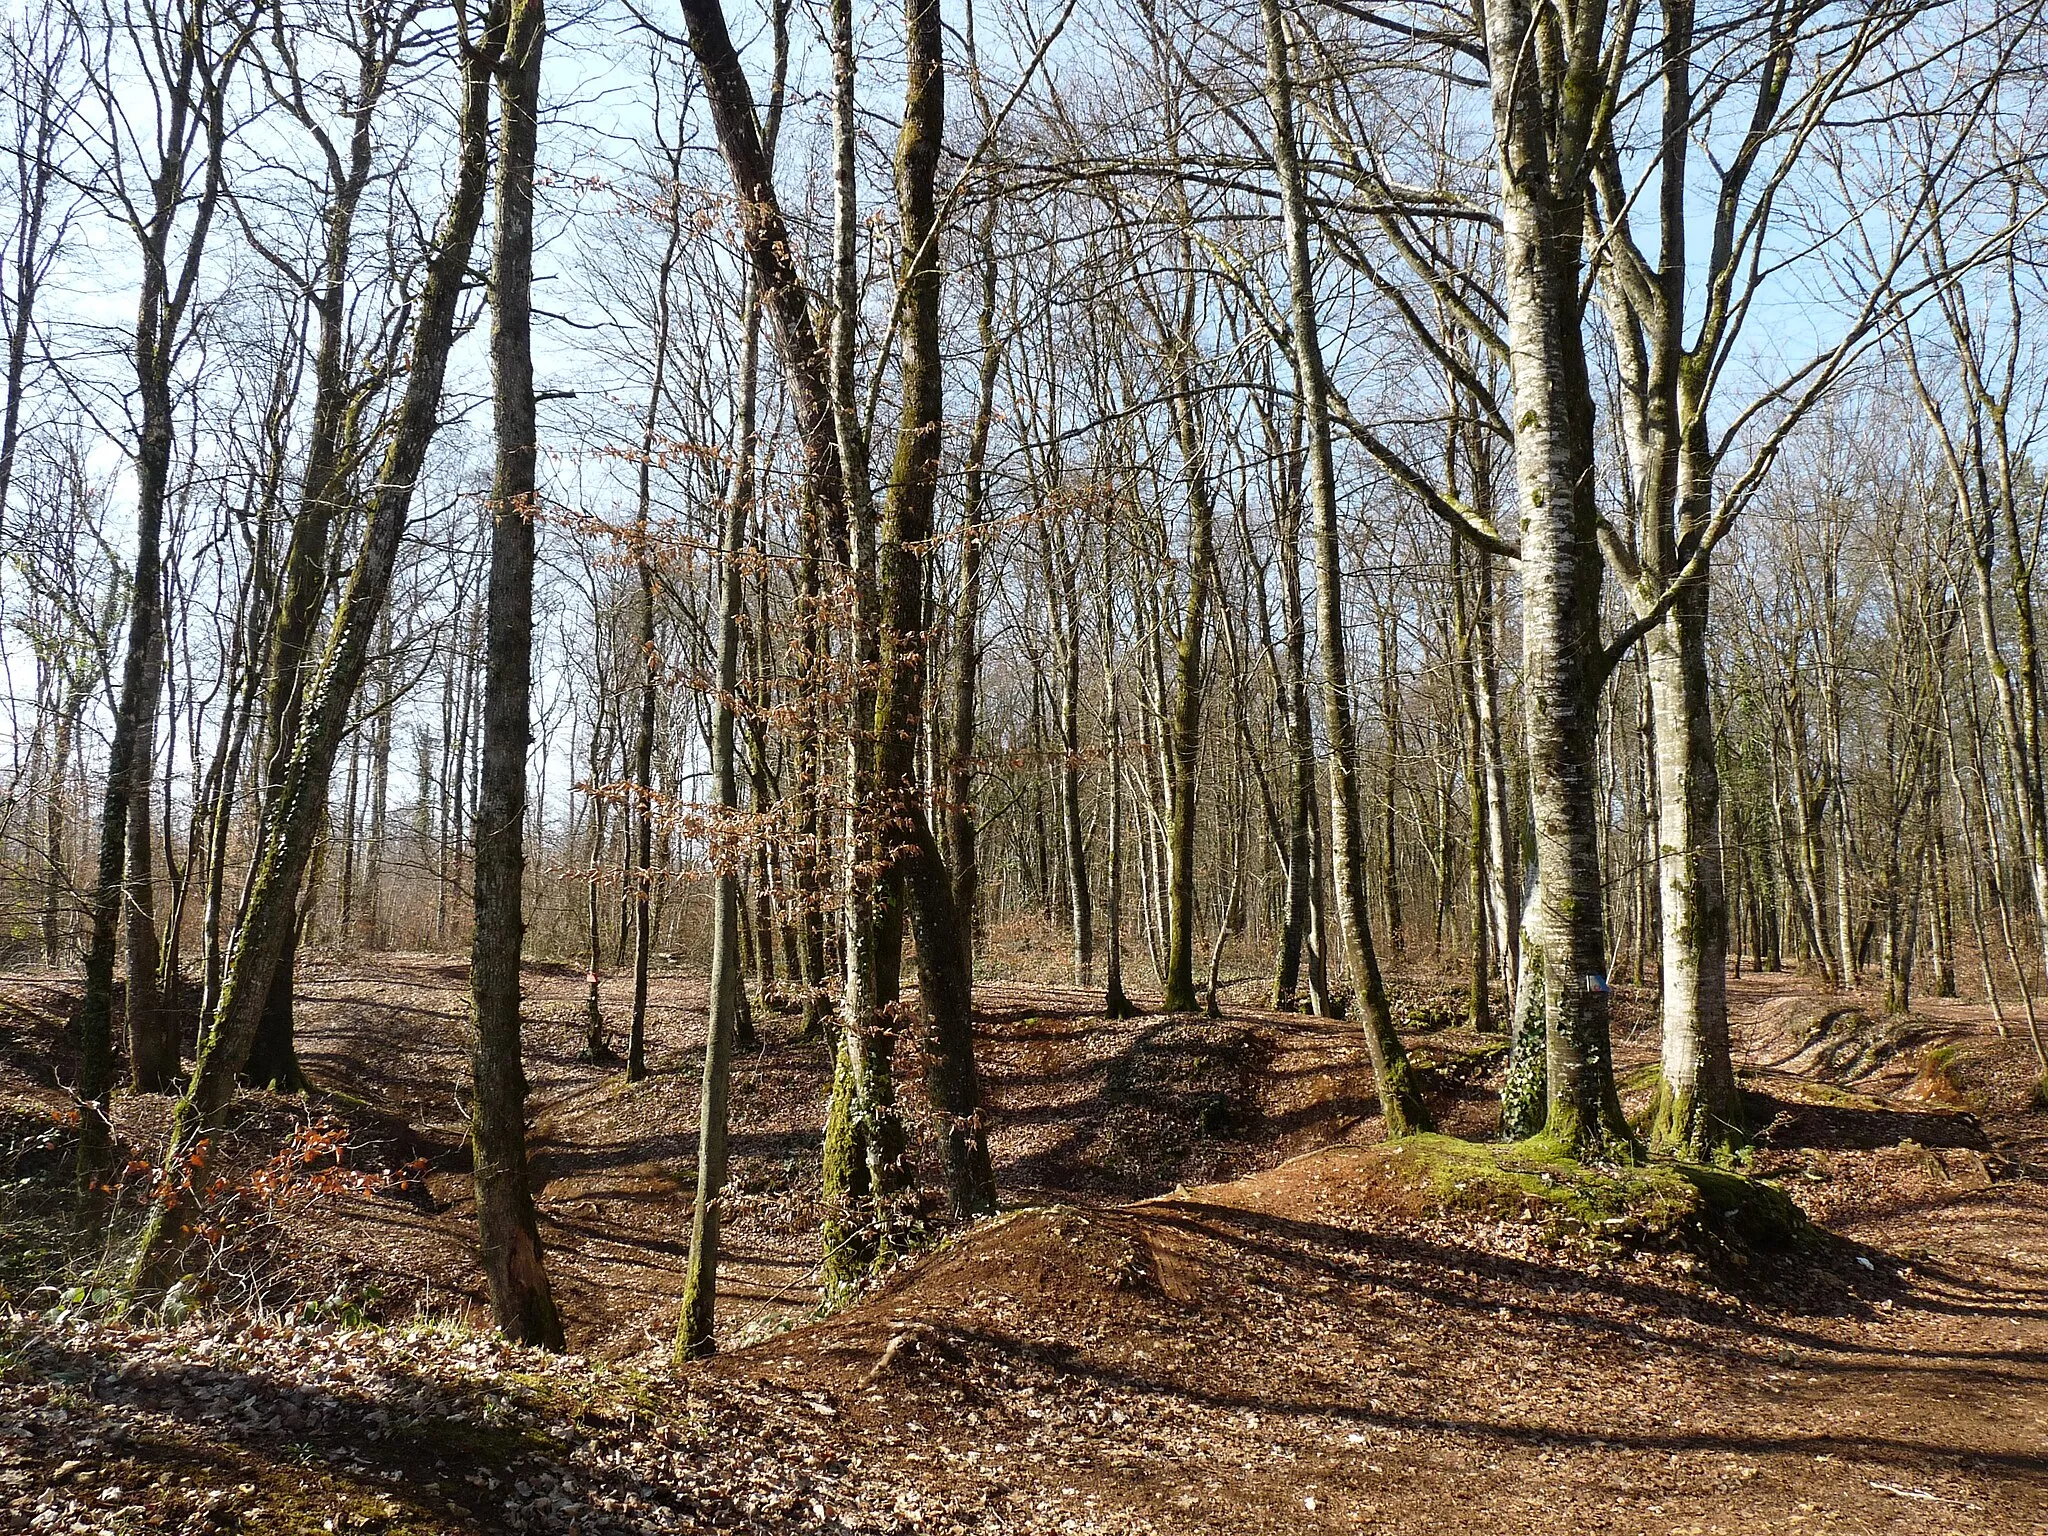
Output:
[1408, 1040, 1509, 1087]
[1620, 1063, 1664, 1096]
[1372, 1133, 1806, 1254]
[1771, 1078, 1888, 1111]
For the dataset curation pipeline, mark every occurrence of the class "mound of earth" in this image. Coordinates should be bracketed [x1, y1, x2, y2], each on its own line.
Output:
[3, 960, 2047, 1533]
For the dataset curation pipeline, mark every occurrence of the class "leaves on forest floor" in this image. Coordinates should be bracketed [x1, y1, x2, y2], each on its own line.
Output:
[0, 960, 2045, 1532]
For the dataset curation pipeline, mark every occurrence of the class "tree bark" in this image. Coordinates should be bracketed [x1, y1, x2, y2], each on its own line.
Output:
[124, 618, 176, 1091]
[1451, 538, 1493, 1032]
[677, 279, 755, 1359]
[872, 0, 995, 1218]
[126, 8, 504, 1297]
[1259, 0, 1429, 1133]
[946, 201, 1001, 959]
[469, 0, 562, 1351]
[1160, 355, 1214, 1014]
[1480, 0, 1633, 1159]
[1102, 550, 1138, 1021]
[1643, 582, 1740, 1153]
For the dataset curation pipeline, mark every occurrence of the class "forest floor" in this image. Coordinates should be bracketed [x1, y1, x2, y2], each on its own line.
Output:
[0, 946, 2042, 1533]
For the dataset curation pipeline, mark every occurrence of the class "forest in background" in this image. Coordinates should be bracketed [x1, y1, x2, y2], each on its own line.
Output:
[0, 0, 2044, 1384]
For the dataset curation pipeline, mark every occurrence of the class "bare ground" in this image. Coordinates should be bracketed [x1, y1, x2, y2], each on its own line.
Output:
[0, 953, 2041, 1533]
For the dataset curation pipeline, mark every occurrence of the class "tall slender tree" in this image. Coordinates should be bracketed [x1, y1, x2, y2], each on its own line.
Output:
[468, 0, 562, 1350]
[1258, 0, 1430, 1134]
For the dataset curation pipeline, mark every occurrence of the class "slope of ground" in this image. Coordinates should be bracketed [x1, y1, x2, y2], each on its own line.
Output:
[0, 956, 2043, 1533]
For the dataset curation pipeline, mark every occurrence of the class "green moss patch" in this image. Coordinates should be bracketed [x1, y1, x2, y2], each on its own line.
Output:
[1408, 1041, 1508, 1088]
[1365, 1133, 1806, 1255]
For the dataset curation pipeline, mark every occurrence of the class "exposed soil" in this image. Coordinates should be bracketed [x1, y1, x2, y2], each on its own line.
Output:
[0, 954, 2042, 1533]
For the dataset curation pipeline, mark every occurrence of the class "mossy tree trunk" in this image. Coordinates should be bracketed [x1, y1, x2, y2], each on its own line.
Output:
[872, 0, 995, 1219]
[1642, 579, 1741, 1154]
[823, 0, 906, 1290]
[1480, 0, 1634, 1163]
[244, 8, 419, 1092]
[679, 0, 994, 1289]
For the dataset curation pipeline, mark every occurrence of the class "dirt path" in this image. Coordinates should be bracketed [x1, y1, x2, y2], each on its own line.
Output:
[685, 968, 2048, 1533]
[0, 957, 2044, 1533]
[250, 959, 1418, 1355]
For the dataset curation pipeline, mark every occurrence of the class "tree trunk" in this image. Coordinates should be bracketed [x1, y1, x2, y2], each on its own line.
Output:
[125, 619, 176, 1091]
[1452, 539, 1493, 1032]
[78, 279, 177, 1187]
[1160, 360, 1213, 1014]
[336, 734, 361, 939]
[946, 201, 1000, 959]
[1278, 473, 1333, 1017]
[822, 0, 903, 1295]
[125, 14, 503, 1297]
[1643, 583, 1740, 1154]
[1260, 0, 1428, 1133]
[625, 97, 687, 1082]
[583, 691, 610, 1061]
[872, 0, 994, 1219]
[362, 622, 392, 948]
[1474, 550, 1520, 990]
[1479, 0, 1635, 1160]
[1040, 523, 1093, 985]
[470, 0, 563, 1350]
[1379, 610, 1404, 950]
[1103, 577, 1138, 1021]
[677, 279, 755, 1360]
[41, 675, 80, 968]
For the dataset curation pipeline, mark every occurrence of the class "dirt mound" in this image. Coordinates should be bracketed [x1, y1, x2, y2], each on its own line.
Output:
[676, 1114, 2048, 1536]
[1104, 1018, 1265, 1137]
[1259, 1137, 1805, 1256]
[983, 1003, 1330, 1202]
[1756, 999, 1946, 1082]
[723, 1135, 1812, 1406]
[1747, 1075, 1993, 1154]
